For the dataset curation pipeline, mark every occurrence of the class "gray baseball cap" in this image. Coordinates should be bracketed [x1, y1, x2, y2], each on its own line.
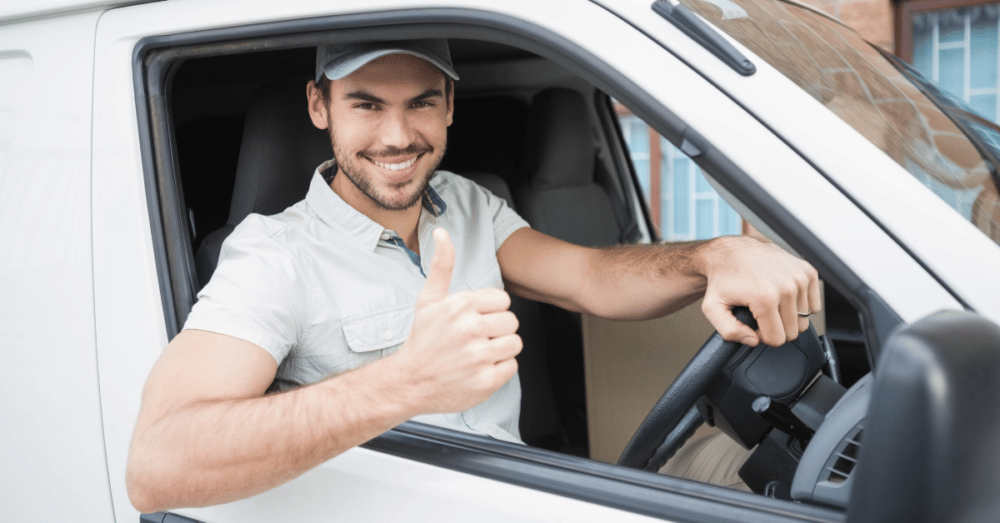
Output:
[315, 39, 460, 82]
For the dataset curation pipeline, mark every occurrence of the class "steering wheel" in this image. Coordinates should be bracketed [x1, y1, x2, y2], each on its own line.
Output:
[617, 307, 758, 471]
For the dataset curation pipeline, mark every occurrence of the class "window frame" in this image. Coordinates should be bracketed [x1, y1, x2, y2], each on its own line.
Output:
[895, 0, 1000, 61]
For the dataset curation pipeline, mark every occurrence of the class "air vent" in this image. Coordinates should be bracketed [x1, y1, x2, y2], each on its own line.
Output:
[826, 425, 864, 485]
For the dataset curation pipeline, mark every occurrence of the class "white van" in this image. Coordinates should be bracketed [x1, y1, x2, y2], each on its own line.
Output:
[3, 0, 1000, 522]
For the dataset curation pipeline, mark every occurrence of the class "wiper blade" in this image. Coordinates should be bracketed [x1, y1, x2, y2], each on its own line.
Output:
[652, 0, 755, 76]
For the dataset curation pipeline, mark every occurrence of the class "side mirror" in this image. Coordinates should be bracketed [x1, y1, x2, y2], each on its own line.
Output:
[848, 310, 1000, 523]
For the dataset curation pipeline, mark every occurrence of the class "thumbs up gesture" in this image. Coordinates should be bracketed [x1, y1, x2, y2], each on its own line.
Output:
[391, 228, 522, 415]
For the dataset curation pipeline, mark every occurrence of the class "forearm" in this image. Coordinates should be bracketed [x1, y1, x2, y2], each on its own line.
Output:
[127, 359, 412, 513]
[574, 239, 715, 320]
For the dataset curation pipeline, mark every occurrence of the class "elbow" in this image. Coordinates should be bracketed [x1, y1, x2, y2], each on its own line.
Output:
[126, 443, 178, 514]
[126, 467, 164, 514]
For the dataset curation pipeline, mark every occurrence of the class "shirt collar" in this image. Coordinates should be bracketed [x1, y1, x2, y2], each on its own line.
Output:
[305, 159, 448, 252]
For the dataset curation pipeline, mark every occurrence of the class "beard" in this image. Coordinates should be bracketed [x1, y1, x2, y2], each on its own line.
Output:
[328, 126, 446, 212]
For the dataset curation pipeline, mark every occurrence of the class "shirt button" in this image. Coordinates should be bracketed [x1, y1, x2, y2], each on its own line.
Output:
[380, 232, 391, 241]
[383, 330, 392, 340]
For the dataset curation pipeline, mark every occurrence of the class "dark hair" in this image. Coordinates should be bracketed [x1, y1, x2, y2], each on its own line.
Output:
[317, 70, 453, 105]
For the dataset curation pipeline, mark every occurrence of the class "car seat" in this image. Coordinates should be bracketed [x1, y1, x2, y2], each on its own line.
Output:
[194, 78, 330, 287]
[515, 88, 632, 455]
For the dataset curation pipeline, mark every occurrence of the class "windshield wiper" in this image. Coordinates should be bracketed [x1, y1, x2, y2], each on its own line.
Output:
[651, 0, 755, 76]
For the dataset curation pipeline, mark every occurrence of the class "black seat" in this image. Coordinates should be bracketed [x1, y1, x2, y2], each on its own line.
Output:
[194, 78, 330, 287]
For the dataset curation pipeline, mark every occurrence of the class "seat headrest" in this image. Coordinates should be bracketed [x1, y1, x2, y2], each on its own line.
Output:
[522, 88, 596, 189]
[228, 78, 331, 224]
[462, 171, 516, 210]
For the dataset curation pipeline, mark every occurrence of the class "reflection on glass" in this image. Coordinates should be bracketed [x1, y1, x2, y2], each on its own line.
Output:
[680, 0, 1000, 245]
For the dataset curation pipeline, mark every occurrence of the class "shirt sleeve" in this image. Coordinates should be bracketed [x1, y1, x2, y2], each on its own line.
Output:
[183, 216, 309, 365]
[476, 183, 530, 251]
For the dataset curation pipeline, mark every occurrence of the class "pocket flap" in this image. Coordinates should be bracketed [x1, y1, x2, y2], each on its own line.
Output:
[342, 304, 414, 353]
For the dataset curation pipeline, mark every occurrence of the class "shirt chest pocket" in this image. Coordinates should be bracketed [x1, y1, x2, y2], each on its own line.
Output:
[341, 304, 415, 354]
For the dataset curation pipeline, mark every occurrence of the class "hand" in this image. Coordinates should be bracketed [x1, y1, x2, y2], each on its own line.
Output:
[390, 228, 522, 414]
[699, 236, 821, 347]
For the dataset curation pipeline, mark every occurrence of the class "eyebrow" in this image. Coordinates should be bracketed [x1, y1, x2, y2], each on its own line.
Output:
[343, 88, 444, 105]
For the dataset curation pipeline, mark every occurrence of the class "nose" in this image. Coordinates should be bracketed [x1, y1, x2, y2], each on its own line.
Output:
[379, 107, 418, 149]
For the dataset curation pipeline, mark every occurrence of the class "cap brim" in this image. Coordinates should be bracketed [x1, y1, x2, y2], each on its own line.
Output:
[319, 48, 459, 82]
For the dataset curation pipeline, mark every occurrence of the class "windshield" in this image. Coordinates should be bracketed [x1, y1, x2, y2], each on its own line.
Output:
[678, 0, 1000, 246]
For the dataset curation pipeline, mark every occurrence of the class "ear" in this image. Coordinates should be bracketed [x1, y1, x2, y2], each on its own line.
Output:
[445, 78, 454, 127]
[306, 80, 330, 130]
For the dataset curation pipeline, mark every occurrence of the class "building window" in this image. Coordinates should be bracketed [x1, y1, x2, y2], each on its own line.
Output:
[616, 109, 742, 241]
[898, 1, 1000, 227]
[905, 3, 1000, 119]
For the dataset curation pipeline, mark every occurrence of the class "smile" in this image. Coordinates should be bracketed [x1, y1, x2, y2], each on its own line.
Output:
[368, 155, 420, 171]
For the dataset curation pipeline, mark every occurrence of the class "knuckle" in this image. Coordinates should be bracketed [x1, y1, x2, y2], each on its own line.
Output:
[457, 314, 480, 335]
[506, 312, 520, 333]
[508, 333, 524, 354]
[754, 295, 778, 311]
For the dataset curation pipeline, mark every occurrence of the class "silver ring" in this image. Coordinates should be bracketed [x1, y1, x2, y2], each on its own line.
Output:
[797, 311, 812, 318]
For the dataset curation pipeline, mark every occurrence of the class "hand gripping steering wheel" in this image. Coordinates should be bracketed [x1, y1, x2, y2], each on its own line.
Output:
[617, 307, 758, 471]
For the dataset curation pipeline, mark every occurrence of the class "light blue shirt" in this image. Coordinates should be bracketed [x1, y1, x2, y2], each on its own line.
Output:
[184, 160, 530, 443]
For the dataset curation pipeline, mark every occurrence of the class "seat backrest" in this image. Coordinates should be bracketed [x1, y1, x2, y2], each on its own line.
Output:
[516, 88, 621, 247]
[463, 171, 562, 449]
[195, 78, 331, 287]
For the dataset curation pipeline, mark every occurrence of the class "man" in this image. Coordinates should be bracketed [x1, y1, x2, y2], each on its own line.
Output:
[126, 39, 820, 512]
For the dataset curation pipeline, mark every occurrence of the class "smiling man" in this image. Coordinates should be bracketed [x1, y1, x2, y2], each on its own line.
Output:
[126, 39, 820, 512]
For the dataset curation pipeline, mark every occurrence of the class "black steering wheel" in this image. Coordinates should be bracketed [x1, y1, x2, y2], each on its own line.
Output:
[617, 307, 758, 471]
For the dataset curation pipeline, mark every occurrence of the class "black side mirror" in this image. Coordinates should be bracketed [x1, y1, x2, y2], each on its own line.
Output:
[848, 310, 1000, 523]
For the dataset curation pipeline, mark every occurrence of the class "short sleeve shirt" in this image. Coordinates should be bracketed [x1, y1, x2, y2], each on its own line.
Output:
[184, 160, 530, 443]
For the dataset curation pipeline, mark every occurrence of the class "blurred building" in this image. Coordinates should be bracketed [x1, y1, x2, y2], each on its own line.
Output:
[619, 0, 1000, 240]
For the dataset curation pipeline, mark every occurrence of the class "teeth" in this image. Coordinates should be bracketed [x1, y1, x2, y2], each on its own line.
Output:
[372, 156, 418, 171]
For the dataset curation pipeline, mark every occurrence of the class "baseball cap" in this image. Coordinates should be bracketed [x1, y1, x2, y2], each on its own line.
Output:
[315, 39, 460, 82]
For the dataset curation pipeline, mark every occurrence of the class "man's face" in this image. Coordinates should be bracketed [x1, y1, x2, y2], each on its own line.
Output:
[308, 54, 453, 211]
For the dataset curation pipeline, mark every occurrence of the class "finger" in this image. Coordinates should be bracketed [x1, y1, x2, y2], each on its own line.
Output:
[779, 283, 799, 342]
[478, 310, 519, 339]
[797, 276, 811, 333]
[466, 288, 512, 314]
[702, 301, 759, 347]
[416, 228, 455, 306]
[754, 299, 786, 347]
[808, 269, 822, 315]
[492, 355, 520, 385]
[487, 333, 523, 362]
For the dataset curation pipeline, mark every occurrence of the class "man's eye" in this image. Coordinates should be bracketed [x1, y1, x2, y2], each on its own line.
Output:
[413, 100, 434, 108]
[357, 102, 377, 110]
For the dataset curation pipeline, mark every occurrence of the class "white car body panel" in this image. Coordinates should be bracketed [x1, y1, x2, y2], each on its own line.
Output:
[0, 0, 158, 24]
[0, 11, 116, 523]
[173, 447, 669, 523]
[596, 0, 1000, 321]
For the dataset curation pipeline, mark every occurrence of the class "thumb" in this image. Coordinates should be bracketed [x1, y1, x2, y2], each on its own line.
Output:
[416, 227, 455, 306]
[703, 301, 760, 347]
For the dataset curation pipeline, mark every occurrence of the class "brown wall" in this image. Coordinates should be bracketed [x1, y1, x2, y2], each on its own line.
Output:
[800, 0, 895, 51]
